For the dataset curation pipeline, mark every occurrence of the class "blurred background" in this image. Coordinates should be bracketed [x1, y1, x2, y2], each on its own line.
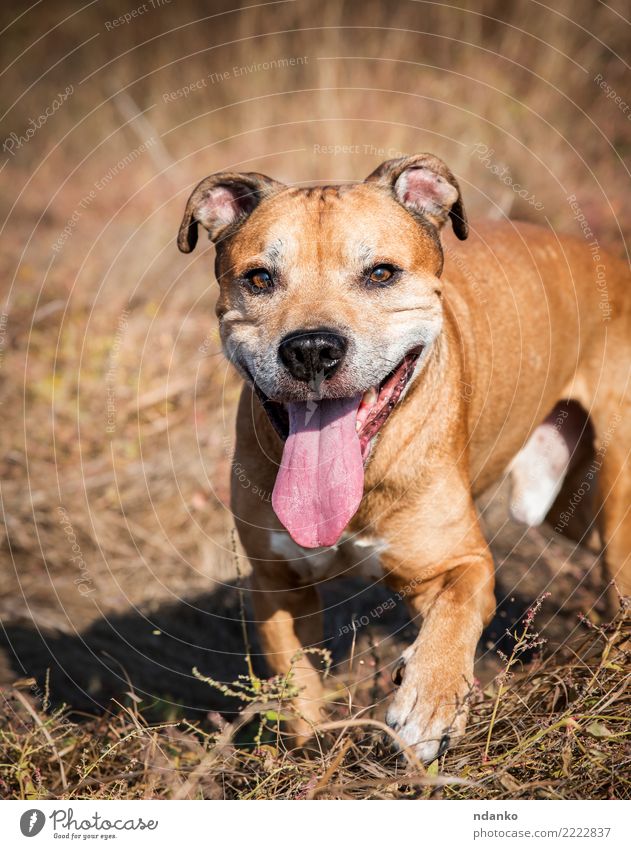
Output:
[0, 0, 629, 722]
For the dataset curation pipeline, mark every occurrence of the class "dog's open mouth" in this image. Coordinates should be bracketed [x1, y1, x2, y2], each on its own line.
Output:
[256, 346, 423, 455]
[253, 346, 423, 549]
[354, 346, 424, 459]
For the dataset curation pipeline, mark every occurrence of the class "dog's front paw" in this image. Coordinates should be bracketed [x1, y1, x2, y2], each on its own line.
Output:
[385, 653, 472, 763]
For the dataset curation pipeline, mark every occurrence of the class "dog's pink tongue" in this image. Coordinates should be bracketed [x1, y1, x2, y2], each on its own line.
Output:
[272, 395, 364, 548]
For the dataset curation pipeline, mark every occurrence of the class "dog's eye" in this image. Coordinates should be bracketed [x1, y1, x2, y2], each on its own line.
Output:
[244, 268, 274, 293]
[367, 264, 396, 286]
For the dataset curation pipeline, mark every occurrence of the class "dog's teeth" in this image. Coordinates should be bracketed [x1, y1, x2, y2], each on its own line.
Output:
[362, 387, 378, 406]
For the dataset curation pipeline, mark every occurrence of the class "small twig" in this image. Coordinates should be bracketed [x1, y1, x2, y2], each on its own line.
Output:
[12, 689, 68, 792]
[232, 528, 255, 682]
[172, 699, 281, 799]
[484, 593, 550, 761]
[307, 738, 354, 798]
[315, 718, 426, 775]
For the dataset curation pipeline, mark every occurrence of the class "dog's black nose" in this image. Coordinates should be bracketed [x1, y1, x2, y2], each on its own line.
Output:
[279, 328, 348, 383]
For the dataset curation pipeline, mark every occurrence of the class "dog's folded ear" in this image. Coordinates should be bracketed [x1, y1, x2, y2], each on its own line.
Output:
[365, 154, 468, 240]
[177, 172, 284, 253]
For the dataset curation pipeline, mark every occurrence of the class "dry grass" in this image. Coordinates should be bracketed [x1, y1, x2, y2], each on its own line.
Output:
[1, 599, 629, 800]
[1, 0, 630, 800]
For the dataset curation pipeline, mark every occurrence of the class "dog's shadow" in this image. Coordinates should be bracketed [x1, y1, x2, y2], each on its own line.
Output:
[0, 573, 547, 721]
[1, 579, 409, 719]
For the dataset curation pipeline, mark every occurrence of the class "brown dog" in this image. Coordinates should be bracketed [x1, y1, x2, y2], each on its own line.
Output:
[178, 154, 631, 761]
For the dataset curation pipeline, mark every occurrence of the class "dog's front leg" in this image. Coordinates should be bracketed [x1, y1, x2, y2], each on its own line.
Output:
[250, 565, 325, 744]
[383, 534, 495, 762]
[233, 490, 325, 745]
[231, 389, 326, 744]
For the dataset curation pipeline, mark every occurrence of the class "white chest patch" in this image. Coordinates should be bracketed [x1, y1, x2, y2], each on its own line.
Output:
[268, 530, 387, 583]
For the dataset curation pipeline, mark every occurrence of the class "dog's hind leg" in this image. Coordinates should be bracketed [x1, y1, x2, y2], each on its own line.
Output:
[579, 324, 631, 603]
[591, 412, 631, 600]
